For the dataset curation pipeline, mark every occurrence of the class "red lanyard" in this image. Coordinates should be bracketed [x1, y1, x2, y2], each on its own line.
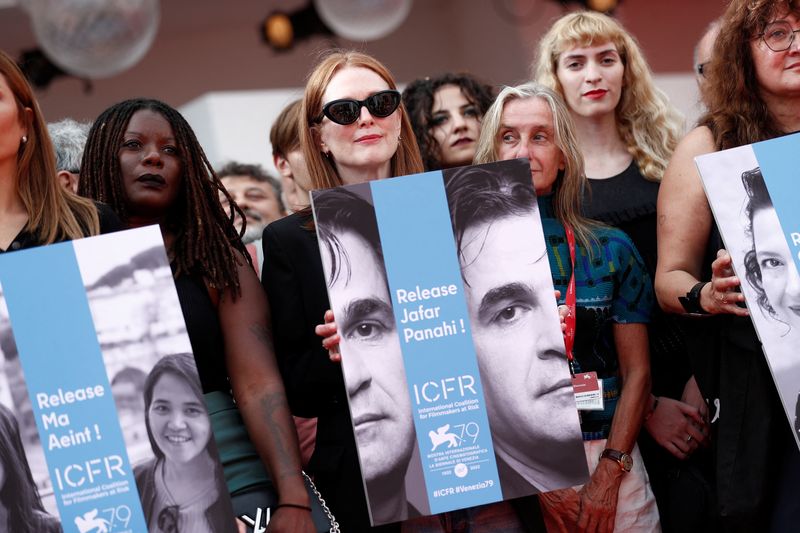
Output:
[564, 224, 577, 376]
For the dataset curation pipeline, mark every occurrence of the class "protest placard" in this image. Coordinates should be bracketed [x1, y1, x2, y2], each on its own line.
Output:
[0, 226, 236, 533]
[312, 159, 588, 525]
[697, 132, 800, 451]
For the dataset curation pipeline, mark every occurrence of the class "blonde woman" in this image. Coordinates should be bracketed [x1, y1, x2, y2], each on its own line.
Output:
[534, 13, 710, 530]
[475, 81, 658, 532]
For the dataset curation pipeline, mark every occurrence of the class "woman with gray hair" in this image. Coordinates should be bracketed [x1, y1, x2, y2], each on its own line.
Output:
[474, 81, 659, 532]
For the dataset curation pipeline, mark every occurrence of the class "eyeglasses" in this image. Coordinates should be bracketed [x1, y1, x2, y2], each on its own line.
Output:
[758, 21, 800, 52]
[314, 90, 401, 125]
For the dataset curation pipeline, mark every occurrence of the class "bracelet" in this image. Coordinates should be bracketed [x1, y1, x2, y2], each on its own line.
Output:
[644, 396, 659, 422]
[276, 503, 312, 512]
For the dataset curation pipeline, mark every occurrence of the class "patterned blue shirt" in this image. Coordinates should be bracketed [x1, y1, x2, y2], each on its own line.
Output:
[539, 194, 653, 438]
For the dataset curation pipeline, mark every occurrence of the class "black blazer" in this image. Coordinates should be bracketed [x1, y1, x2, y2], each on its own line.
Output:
[261, 212, 399, 532]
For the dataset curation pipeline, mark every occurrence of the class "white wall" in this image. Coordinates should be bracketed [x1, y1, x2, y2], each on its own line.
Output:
[181, 89, 304, 176]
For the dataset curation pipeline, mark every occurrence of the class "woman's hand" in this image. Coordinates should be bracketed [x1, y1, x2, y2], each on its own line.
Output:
[554, 289, 569, 337]
[314, 310, 341, 362]
[698, 249, 749, 316]
[575, 460, 622, 533]
[644, 396, 708, 459]
[540, 463, 623, 533]
[266, 506, 316, 533]
[539, 488, 581, 532]
[681, 375, 709, 422]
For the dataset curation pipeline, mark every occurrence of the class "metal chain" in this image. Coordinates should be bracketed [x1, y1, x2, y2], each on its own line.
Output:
[302, 471, 340, 533]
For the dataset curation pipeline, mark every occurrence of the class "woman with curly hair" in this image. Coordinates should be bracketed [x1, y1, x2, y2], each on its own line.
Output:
[742, 167, 800, 333]
[740, 167, 800, 401]
[79, 98, 314, 532]
[535, 13, 709, 530]
[402, 73, 495, 170]
[656, 0, 800, 529]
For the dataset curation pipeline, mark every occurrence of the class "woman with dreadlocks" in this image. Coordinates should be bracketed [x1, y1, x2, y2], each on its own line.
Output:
[79, 98, 314, 532]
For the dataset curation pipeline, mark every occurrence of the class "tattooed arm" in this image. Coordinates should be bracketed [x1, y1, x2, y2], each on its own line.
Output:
[219, 257, 313, 532]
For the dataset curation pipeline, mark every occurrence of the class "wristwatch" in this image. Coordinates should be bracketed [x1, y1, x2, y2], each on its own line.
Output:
[599, 448, 633, 472]
[678, 281, 709, 315]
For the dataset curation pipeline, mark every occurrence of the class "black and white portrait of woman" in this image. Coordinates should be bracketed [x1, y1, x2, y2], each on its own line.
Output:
[696, 149, 800, 448]
[742, 168, 800, 341]
[0, 403, 62, 533]
[134, 353, 235, 533]
[740, 167, 800, 433]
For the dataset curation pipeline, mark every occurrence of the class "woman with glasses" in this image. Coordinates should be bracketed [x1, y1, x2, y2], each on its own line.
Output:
[402, 73, 495, 171]
[534, 13, 710, 531]
[261, 50, 423, 531]
[656, 0, 800, 529]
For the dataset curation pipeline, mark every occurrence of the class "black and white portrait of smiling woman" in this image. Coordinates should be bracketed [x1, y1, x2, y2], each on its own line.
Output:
[740, 167, 800, 417]
[695, 150, 800, 451]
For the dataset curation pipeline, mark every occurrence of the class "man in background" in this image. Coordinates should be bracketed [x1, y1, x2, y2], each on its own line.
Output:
[218, 162, 286, 245]
[694, 19, 721, 107]
[48, 118, 91, 193]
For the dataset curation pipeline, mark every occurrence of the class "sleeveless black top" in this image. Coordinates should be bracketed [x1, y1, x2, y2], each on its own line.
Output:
[174, 272, 229, 393]
[582, 162, 690, 399]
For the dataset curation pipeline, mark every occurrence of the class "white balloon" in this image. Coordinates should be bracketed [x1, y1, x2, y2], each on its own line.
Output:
[313, 0, 412, 41]
[25, 0, 159, 79]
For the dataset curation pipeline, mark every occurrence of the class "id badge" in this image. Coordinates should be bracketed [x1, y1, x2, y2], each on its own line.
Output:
[571, 371, 604, 411]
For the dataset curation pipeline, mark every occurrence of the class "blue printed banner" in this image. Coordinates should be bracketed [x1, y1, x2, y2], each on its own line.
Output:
[751, 135, 800, 276]
[311, 159, 588, 526]
[697, 134, 800, 452]
[0, 226, 236, 532]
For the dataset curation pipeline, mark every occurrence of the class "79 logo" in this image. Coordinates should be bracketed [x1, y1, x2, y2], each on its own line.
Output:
[428, 422, 480, 451]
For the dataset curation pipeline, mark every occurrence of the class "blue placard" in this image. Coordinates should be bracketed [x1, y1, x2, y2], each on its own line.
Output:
[0, 242, 147, 533]
[752, 133, 800, 274]
[371, 172, 503, 514]
[312, 161, 588, 526]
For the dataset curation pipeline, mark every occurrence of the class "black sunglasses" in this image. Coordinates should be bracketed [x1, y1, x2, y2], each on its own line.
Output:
[315, 90, 401, 125]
